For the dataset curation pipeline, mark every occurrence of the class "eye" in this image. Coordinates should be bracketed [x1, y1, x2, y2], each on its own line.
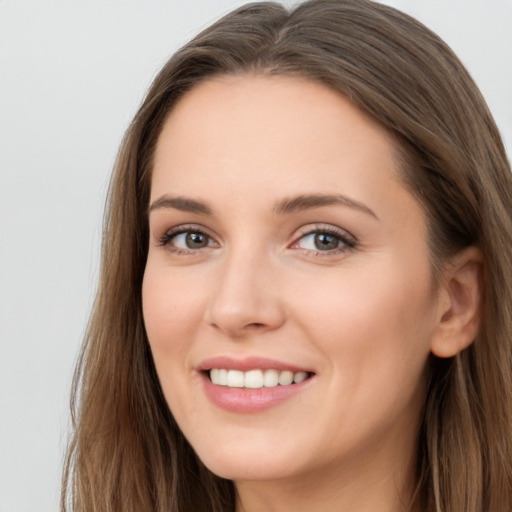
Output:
[293, 226, 356, 254]
[173, 231, 211, 249]
[158, 225, 218, 253]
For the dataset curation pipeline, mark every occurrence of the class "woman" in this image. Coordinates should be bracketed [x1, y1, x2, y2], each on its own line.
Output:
[62, 1, 512, 511]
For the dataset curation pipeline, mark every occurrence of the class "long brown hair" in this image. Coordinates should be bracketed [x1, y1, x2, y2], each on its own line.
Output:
[62, 1, 512, 510]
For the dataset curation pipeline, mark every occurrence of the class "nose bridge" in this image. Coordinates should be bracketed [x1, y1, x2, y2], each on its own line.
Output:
[206, 239, 285, 337]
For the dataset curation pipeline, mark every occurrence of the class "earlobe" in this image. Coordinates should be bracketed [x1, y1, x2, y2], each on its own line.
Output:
[430, 247, 485, 358]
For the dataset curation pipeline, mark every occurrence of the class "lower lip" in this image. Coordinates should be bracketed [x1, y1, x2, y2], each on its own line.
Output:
[200, 372, 313, 413]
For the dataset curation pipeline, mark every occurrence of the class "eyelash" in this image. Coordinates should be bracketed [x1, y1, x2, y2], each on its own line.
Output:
[157, 224, 357, 256]
[157, 224, 214, 254]
[293, 225, 357, 256]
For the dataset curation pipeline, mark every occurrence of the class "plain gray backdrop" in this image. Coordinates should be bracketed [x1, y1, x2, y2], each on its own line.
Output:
[0, 1, 511, 511]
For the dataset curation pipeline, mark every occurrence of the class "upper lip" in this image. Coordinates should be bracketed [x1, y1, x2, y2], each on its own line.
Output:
[197, 355, 313, 374]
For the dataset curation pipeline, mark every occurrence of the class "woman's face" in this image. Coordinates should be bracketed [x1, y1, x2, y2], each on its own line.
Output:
[143, 76, 442, 487]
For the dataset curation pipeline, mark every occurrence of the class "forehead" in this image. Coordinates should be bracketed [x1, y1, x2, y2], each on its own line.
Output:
[152, 75, 400, 196]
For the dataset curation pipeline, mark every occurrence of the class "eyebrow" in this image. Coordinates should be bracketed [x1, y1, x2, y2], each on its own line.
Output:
[148, 193, 377, 219]
[273, 194, 378, 219]
[149, 195, 213, 215]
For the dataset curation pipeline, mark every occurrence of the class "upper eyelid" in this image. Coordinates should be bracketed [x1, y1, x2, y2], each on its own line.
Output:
[293, 223, 356, 242]
[154, 223, 219, 249]
[160, 223, 216, 238]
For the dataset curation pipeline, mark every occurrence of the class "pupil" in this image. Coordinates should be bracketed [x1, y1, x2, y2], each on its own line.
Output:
[314, 233, 339, 250]
[186, 232, 208, 248]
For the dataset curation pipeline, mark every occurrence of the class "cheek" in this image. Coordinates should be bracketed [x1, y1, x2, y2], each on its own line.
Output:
[142, 266, 205, 368]
[142, 265, 211, 424]
[294, 256, 436, 394]
[290, 266, 434, 456]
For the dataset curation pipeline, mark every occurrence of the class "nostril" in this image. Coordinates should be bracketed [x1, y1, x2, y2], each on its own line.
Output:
[247, 322, 265, 329]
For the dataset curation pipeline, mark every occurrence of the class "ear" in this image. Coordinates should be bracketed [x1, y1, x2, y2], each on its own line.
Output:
[430, 246, 485, 358]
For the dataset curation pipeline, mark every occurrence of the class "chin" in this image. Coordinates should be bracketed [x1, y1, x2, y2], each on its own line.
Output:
[202, 455, 296, 482]
[190, 434, 308, 482]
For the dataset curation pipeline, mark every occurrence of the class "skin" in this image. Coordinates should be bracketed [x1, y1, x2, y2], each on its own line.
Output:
[142, 75, 479, 512]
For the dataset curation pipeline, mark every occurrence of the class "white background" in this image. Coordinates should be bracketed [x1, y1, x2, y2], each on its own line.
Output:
[0, 1, 510, 511]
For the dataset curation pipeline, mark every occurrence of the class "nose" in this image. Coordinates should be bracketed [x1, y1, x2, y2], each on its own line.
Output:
[205, 250, 286, 339]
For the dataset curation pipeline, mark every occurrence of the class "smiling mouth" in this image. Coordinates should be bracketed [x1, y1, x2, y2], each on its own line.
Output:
[207, 368, 313, 389]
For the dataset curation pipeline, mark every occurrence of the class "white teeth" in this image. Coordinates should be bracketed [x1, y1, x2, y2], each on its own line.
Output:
[209, 368, 310, 388]
[263, 369, 279, 387]
[278, 370, 294, 386]
[293, 371, 308, 383]
[218, 369, 228, 385]
[244, 369, 264, 389]
[227, 370, 244, 388]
